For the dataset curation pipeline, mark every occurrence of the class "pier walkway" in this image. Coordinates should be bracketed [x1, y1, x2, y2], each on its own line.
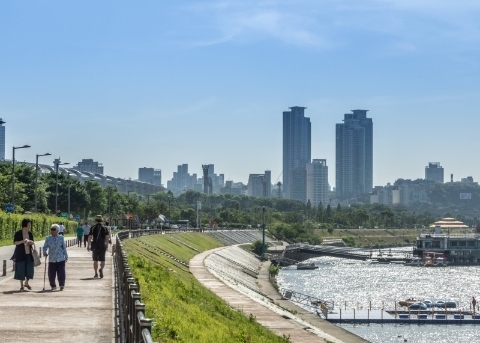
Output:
[0, 241, 114, 343]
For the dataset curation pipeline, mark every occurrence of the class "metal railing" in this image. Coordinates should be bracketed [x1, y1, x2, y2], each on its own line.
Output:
[115, 230, 156, 343]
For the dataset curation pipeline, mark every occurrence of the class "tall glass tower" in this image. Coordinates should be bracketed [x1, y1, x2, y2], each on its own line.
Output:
[335, 110, 373, 198]
[283, 107, 311, 200]
[0, 118, 5, 160]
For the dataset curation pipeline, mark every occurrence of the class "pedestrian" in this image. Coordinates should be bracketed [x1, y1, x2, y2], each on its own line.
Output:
[43, 224, 68, 291]
[105, 221, 112, 247]
[76, 223, 84, 247]
[13, 218, 35, 291]
[473, 296, 477, 311]
[88, 215, 109, 279]
[82, 221, 91, 248]
[58, 222, 65, 236]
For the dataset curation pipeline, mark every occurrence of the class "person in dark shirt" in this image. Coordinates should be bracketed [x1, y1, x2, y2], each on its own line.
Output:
[13, 218, 35, 291]
[87, 215, 109, 279]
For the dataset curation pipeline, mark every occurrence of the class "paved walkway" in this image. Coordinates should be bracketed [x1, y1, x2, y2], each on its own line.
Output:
[190, 247, 369, 343]
[0, 241, 114, 343]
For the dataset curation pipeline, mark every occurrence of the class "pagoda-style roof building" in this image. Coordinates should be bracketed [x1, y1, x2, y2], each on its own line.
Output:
[429, 217, 469, 229]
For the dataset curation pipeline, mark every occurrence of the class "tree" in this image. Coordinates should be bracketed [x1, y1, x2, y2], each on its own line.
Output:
[84, 181, 107, 216]
[325, 204, 332, 222]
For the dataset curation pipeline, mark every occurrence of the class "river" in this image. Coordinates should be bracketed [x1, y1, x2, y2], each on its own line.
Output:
[276, 253, 480, 343]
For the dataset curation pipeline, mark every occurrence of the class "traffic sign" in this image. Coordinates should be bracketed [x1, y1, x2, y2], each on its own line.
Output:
[5, 204, 14, 213]
[60, 212, 68, 218]
[75, 214, 80, 221]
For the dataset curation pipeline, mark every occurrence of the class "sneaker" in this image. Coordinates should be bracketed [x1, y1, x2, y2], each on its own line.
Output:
[94, 273, 98, 279]
[51, 287, 57, 291]
[99, 268, 104, 279]
[60, 286, 64, 291]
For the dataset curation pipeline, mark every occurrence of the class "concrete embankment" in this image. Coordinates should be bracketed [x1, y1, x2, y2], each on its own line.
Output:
[191, 245, 369, 343]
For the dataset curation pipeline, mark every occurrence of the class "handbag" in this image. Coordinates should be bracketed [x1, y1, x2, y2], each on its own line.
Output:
[32, 244, 41, 267]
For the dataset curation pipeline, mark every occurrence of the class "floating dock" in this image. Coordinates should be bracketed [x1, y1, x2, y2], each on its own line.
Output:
[326, 309, 480, 325]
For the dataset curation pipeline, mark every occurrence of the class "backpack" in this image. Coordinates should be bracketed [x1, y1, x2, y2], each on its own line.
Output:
[91, 224, 105, 251]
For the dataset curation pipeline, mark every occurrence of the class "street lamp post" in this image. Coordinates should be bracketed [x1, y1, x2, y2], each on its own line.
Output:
[53, 158, 69, 214]
[262, 206, 266, 259]
[12, 145, 31, 208]
[34, 153, 51, 212]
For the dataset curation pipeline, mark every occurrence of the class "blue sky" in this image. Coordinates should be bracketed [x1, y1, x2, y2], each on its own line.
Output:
[1, 1, 479, 187]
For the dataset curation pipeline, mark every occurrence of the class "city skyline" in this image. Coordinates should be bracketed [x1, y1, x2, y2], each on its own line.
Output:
[2, 1, 480, 187]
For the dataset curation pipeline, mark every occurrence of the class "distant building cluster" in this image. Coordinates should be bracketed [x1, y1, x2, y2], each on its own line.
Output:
[2, 113, 478, 208]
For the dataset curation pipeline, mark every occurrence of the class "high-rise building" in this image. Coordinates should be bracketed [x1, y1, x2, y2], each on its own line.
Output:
[425, 162, 444, 183]
[138, 167, 162, 186]
[306, 159, 329, 207]
[283, 106, 311, 200]
[247, 170, 271, 198]
[73, 159, 104, 174]
[0, 118, 5, 160]
[336, 109, 373, 198]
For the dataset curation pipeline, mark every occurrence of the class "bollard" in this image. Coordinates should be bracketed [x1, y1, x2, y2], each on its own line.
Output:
[2, 260, 6, 276]
[39, 247, 42, 258]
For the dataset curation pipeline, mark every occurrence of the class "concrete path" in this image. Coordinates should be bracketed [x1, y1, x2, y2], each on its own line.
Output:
[0, 242, 114, 343]
[191, 247, 368, 343]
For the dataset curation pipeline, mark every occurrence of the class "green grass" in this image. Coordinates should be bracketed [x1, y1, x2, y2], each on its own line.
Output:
[124, 234, 292, 343]
[314, 228, 419, 248]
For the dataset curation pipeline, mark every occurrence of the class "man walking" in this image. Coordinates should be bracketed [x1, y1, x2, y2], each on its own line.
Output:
[82, 221, 91, 248]
[58, 222, 65, 236]
[76, 223, 84, 247]
[88, 215, 109, 279]
[43, 224, 68, 291]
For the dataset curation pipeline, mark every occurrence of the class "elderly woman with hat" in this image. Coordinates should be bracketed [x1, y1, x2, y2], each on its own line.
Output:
[88, 215, 109, 279]
[42, 224, 68, 291]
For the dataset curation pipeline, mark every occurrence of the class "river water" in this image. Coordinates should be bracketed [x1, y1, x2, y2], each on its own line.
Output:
[276, 253, 480, 343]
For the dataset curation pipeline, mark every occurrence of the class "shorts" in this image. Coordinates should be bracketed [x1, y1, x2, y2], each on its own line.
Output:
[92, 249, 106, 262]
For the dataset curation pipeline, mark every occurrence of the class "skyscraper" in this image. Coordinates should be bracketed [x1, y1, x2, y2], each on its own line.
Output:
[306, 159, 329, 207]
[283, 107, 311, 200]
[0, 118, 5, 160]
[425, 162, 444, 183]
[336, 110, 373, 198]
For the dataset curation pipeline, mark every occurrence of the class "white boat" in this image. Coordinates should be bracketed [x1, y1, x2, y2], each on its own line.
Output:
[404, 257, 422, 266]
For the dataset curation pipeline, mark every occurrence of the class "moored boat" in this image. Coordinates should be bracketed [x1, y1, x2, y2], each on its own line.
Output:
[398, 298, 419, 307]
[297, 262, 318, 270]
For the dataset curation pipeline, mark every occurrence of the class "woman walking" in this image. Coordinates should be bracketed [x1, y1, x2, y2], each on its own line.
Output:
[13, 218, 35, 291]
[43, 224, 68, 291]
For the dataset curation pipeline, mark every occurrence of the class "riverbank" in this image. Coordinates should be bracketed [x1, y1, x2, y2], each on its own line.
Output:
[313, 228, 418, 248]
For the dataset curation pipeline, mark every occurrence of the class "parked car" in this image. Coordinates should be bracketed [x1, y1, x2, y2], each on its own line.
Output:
[409, 302, 428, 310]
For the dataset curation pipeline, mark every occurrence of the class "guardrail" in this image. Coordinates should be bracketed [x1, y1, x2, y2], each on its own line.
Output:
[115, 230, 156, 343]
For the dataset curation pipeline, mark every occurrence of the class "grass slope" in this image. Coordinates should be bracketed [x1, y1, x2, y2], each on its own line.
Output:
[124, 234, 291, 343]
[314, 228, 418, 248]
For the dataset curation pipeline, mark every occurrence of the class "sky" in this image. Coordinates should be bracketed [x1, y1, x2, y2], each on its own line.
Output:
[1, 1, 480, 187]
